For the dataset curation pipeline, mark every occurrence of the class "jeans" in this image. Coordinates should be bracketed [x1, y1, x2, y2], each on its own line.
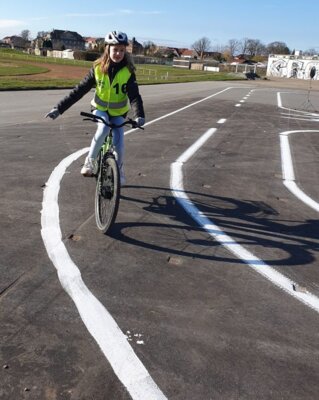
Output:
[88, 109, 125, 169]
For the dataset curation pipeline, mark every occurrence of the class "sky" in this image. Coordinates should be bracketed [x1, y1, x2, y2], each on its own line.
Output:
[1, 0, 318, 52]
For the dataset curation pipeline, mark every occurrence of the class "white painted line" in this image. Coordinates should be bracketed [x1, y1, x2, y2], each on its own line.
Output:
[41, 88, 236, 399]
[217, 119, 226, 124]
[177, 128, 217, 164]
[235, 104, 241, 107]
[280, 134, 295, 181]
[277, 92, 282, 108]
[281, 115, 319, 122]
[170, 129, 319, 314]
[284, 180, 319, 212]
[125, 87, 233, 135]
[41, 148, 167, 400]
[277, 92, 319, 118]
[280, 129, 319, 213]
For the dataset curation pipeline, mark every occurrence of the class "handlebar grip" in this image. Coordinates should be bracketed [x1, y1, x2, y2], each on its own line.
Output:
[80, 111, 96, 118]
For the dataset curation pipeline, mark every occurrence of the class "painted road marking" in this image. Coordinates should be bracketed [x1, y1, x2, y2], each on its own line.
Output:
[277, 93, 319, 211]
[280, 130, 319, 212]
[277, 92, 319, 121]
[170, 127, 319, 314]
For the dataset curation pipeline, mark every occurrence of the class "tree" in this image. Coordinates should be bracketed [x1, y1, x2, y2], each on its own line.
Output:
[37, 31, 48, 38]
[303, 48, 317, 56]
[266, 41, 290, 55]
[222, 49, 233, 63]
[239, 37, 250, 55]
[227, 39, 241, 58]
[43, 39, 52, 49]
[96, 38, 105, 53]
[192, 37, 211, 60]
[212, 44, 226, 54]
[143, 41, 157, 56]
[20, 29, 31, 40]
[245, 39, 266, 57]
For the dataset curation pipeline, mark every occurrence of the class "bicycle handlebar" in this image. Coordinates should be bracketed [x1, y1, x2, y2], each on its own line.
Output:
[80, 111, 144, 130]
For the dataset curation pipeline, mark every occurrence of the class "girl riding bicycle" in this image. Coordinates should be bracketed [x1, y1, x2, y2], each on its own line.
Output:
[46, 30, 145, 184]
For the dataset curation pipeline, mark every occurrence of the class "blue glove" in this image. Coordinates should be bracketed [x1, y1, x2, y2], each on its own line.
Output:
[45, 108, 60, 120]
[135, 117, 145, 127]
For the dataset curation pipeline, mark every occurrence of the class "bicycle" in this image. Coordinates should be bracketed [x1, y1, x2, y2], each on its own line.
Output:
[80, 111, 143, 234]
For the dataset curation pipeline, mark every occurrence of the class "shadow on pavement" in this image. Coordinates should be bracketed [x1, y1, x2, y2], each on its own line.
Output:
[107, 185, 319, 268]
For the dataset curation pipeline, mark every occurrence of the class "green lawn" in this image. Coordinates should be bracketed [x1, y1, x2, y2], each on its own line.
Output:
[0, 49, 246, 90]
[0, 48, 91, 67]
[0, 78, 80, 90]
[0, 60, 49, 76]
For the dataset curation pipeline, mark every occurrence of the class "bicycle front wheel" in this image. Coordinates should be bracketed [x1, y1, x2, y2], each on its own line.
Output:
[95, 156, 120, 234]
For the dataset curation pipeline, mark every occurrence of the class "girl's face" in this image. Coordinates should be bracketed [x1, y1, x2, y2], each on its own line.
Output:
[109, 45, 126, 63]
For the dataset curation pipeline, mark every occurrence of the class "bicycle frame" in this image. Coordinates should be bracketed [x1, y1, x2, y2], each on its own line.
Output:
[100, 131, 115, 161]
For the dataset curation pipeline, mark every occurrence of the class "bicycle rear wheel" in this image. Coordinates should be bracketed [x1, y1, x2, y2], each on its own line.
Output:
[95, 155, 120, 233]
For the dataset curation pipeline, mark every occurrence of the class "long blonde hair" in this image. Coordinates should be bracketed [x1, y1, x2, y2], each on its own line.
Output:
[94, 45, 135, 74]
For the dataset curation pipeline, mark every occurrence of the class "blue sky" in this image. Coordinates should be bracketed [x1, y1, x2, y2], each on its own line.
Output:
[0, 0, 318, 51]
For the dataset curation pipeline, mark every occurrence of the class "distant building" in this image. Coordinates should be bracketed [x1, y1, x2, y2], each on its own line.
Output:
[0, 40, 11, 48]
[127, 37, 143, 55]
[180, 49, 198, 59]
[2, 35, 28, 49]
[35, 29, 85, 51]
[155, 46, 180, 58]
[84, 37, 100, 50]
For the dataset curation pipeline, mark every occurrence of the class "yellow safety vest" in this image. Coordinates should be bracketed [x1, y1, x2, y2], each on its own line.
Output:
[91, 65, 131, 116]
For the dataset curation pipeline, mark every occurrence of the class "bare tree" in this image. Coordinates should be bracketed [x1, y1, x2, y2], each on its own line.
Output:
[37, 31, 48, 38]
[303, 48, 318, 56]
[212, 43, 226, 54]
[227, 39, 241, 58]
[192, 37, 211, 60]
[245, 39, 266, 57]
[20, 29, 31, 40]
[238, 38, 249, 55]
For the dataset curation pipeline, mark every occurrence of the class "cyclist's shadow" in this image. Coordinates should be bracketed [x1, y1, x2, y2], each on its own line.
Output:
[108, 184, 319, 268]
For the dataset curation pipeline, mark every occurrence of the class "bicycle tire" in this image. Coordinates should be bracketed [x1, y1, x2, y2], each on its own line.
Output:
[95, 155, 120, 233]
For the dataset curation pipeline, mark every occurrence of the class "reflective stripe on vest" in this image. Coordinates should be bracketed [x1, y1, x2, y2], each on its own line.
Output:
[93, 94, 128, 109]
[91, 65, 131, 116]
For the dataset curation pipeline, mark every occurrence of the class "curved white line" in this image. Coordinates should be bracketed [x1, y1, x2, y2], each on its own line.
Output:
[170, 129, 319, 314]
[41, 148, 166, 400]
[280, 129, 319, 212]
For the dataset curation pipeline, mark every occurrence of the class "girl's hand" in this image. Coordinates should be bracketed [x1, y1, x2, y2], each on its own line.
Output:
[135, 117, 145, 127]
[45, 108, 60, 120]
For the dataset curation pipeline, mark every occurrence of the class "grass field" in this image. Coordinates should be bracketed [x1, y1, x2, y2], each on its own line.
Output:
[0, 49, 246, 90]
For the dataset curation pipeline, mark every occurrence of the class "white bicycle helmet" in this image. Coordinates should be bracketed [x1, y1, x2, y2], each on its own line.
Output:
[105, 31, 129, 45]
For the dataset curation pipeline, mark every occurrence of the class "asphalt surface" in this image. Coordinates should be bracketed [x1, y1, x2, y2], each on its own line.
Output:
[1, 79, 319, 399]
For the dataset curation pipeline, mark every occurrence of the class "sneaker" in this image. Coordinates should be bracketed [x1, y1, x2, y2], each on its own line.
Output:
[81, 157, 97, 177]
